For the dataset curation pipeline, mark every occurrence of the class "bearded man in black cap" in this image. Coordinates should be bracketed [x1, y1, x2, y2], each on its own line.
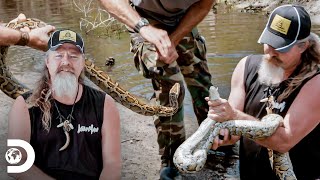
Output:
[8, 29, 121, 180]
[207, 4, 320, 180]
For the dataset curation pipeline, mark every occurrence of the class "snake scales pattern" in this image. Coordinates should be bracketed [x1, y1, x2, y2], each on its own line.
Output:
[173, 86, 297, 180]
[0, 18, 180, 117]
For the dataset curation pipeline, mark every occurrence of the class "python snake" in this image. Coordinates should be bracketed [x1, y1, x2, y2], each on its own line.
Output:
[0, 18, 180, 117]
[173, 86, 297, 180]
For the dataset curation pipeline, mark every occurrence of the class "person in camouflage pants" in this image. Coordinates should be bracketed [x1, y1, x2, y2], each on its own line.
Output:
[99, 0, 216, 179]
[129, 18, 213, 169]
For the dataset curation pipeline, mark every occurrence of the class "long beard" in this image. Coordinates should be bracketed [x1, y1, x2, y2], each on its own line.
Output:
[258, 55, 285, 86]
[52, 72, 78, 99]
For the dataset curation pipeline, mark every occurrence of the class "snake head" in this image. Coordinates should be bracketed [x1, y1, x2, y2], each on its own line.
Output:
[209, 86, 220, 100]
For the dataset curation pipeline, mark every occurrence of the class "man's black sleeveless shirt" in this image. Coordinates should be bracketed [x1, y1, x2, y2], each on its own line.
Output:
[23, 85, 106, 180]
[241, 55, 320, 180]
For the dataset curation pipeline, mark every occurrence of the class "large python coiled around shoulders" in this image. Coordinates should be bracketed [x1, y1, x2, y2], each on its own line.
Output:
[173, 86, 297, 180]
[0, 18, 180, 117]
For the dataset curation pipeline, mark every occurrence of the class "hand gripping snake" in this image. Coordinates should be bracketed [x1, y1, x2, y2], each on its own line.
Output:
[173, 86, 297, 180]
[1, 18, 180, 151]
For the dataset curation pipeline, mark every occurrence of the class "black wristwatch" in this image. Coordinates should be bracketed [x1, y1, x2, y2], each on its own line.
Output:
[133, 18, 150, 33]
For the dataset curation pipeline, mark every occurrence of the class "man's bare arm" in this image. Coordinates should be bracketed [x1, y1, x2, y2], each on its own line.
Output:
[99, 0, 176, 63]
[170, 0, 215, 46]
[256, 75, 320, 153]
[8, 96, 54, 179]
[0, 14, 55, 51]
[99, 94, 121, 180]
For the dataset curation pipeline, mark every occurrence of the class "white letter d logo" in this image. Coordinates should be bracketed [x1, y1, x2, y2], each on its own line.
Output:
[6, 139, 35, 173]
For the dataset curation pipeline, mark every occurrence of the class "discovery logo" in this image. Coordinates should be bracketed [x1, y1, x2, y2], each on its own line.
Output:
[5, 139, 35, 173]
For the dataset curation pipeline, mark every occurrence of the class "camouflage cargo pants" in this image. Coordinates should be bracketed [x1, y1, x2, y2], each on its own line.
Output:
[129, 22, 213, 163]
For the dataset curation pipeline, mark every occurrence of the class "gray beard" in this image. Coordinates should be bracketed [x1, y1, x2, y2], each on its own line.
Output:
[52, 72, 78, 99]
[258, 56, 285, 86]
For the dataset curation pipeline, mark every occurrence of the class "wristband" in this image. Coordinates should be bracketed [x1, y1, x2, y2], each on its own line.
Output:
[133, 18, 150, 33]
[16, 31, 30, 46]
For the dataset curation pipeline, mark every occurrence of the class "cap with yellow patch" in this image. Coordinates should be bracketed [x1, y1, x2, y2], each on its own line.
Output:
[258, 5, 311, 52]
[48, 29, 85, 53]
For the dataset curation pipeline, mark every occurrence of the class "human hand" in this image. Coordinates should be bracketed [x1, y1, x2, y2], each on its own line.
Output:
[157, 45, 178, 64]
[28, 25, 55, 51]
[211, 128, 240, 150]
[205, 97, 236, 122]
[9, 13, 56, 51]
[139, 25, 178, 64]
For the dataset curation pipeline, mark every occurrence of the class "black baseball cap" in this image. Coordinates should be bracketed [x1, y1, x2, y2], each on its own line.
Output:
[48, 29, 85, 53]
[258, 5, 311, 52]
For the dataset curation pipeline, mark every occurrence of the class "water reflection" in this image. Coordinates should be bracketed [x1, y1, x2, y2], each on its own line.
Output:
[198, 7, 267, 98]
